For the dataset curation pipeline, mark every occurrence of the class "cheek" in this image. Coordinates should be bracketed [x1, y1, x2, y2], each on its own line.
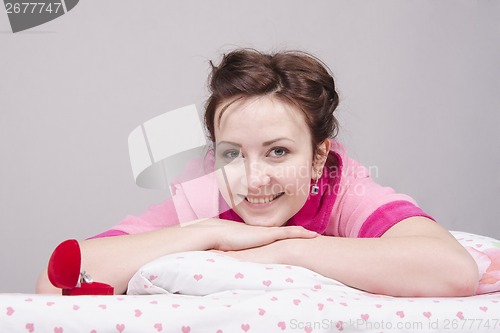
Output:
[274, 162, 312, 195]
[215, 160, 248, 207]
[283, 179, 311, 206]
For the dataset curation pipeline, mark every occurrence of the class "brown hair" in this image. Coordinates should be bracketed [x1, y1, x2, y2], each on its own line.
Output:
[204, 49, 340, 158]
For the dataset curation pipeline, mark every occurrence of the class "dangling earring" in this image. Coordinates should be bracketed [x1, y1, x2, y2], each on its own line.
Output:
[311, 171, 322, 195]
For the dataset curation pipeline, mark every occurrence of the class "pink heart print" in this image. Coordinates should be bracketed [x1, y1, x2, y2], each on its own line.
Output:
[25, 323, 35, 333]
[262, 280, 272, 287]
[154, 323, 163, 332]
[54, 327, 63, 333]
[241, 324, 250, 332]
[116, 324, 125, 333]
[258, 308, 266, 315]
[336, 321, 344, 331]
[361, 314, 369, 321]
[277, 321, 286, 330]
[396, 311, 405, 318]
[234, 272, 244, 279]
[456, 311, 465, 320]
[423, 312, 432, 318]
[135, 309, 142, 317]
[6, 307, 14, 316]
[181, 326, 191, 333]
[193, 274, 203, 281]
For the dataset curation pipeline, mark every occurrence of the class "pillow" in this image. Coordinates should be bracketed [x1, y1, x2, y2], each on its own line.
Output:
[127, 251, 346, 296]
[450, 231, 500, 294]
[127, 231, 500, 296]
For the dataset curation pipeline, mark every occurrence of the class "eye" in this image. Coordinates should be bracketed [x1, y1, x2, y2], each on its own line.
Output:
[222, 149, 243, 160]
[268, 147, 289, 158]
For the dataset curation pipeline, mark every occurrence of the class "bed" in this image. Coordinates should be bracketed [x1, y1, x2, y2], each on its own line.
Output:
[1, 231, 499, 333]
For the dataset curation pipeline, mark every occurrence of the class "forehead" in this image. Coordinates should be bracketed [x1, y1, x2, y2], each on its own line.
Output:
[214, 96, 309, 141]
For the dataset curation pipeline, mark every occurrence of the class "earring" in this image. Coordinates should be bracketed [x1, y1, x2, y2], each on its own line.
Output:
[311, 179, 319, 195]
[310, 171, 322, 195]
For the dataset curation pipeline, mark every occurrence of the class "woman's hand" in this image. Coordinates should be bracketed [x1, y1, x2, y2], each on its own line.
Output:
[186, 218, 318, 251]
[212, 239, 290, 264]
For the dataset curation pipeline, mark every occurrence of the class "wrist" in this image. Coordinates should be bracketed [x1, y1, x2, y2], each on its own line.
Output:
[273, 238, 299, 265]
[277, 237, 316, 266]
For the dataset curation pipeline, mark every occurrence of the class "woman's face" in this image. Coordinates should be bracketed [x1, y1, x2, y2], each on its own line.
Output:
[214, 95, 318, 227]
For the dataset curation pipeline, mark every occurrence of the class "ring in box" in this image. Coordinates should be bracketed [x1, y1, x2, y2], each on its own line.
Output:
[48, 239, 114, 295]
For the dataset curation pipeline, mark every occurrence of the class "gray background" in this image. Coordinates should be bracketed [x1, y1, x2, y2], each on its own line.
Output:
[1, 0, 499, 293]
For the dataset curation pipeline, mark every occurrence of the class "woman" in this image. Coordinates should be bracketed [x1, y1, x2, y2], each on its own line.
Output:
[37, 49, 479, 296]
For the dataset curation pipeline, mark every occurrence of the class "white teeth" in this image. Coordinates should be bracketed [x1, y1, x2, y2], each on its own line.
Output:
[246, 193, 282, 204]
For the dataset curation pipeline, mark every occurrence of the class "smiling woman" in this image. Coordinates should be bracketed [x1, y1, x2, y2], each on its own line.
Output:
[213, 96, 321, 228]
[36, 49, 479, 297]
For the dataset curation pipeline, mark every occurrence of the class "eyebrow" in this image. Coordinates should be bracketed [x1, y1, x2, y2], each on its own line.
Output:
[216, 137, 295, 148]
[262, 137, 296, 146]
[216, 141, 241, 148]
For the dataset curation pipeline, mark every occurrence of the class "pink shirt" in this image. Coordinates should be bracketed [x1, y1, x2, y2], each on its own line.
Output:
[91, 140, 433, 239]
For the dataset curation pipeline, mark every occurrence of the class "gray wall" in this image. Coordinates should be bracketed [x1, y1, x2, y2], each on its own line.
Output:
[1, 0, 499, 293]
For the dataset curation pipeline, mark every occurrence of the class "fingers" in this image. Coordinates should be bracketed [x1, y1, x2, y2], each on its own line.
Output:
[270, 226, 318, 241]
[256, 226, 317, 247]
[200, 218, 318, 251]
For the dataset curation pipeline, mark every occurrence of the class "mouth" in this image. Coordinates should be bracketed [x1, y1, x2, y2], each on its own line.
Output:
[243, 192, 285, 204]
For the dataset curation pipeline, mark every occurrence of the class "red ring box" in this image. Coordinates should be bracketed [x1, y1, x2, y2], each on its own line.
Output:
[48, 239, 114, 296]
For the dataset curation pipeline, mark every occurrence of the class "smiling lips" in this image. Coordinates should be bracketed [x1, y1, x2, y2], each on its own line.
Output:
[244, 192, 285, 204]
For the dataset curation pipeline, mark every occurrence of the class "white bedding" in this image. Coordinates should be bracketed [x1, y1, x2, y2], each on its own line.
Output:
[1, 289, 499, 332]
[2, 231, 499, 332]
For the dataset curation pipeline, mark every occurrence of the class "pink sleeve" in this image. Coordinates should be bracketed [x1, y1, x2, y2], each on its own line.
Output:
[87, 229, 128, 239]
[325, 142, 434, 238]
[89, 199, 181, 239]
[88, 166, 221, 239]
[358, 200, 434, 237]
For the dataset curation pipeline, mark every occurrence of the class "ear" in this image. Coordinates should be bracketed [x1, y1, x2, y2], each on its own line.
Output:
[312, 140, 331, 179]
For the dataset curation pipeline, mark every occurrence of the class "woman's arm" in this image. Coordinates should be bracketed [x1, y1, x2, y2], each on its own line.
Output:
[221, 217, 479, 297]
[36, 219, 317, 295]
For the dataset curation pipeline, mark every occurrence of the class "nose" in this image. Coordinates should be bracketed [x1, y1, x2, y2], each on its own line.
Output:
[244, 160, 271, 190]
